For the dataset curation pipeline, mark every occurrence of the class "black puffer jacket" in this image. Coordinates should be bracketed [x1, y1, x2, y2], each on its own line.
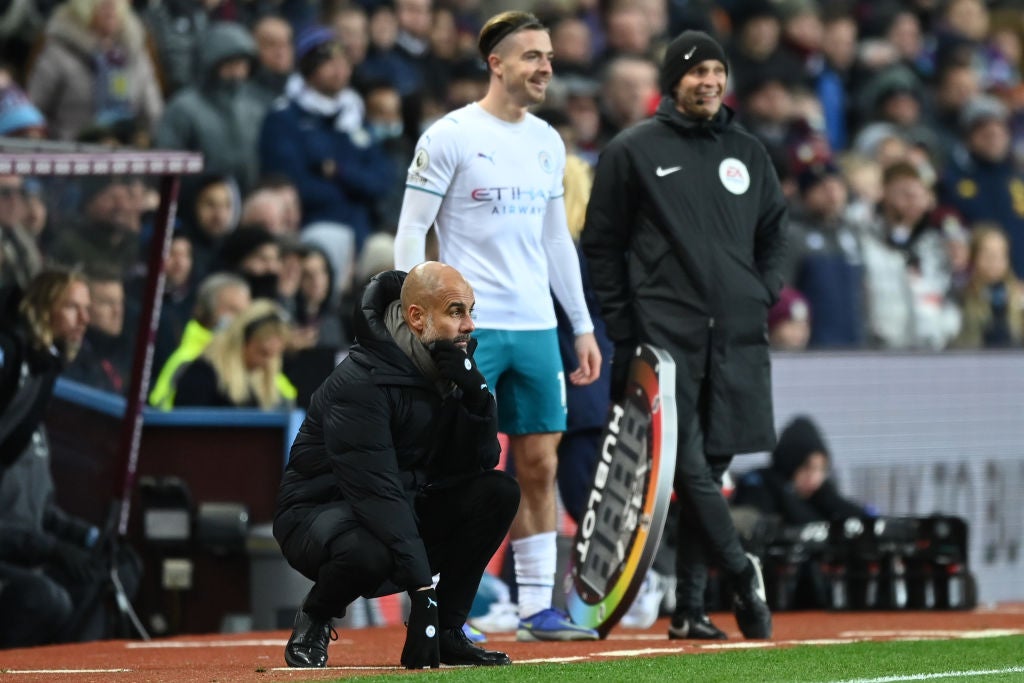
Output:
[273, 271, 500, 590]
[0, 285, 63, 469]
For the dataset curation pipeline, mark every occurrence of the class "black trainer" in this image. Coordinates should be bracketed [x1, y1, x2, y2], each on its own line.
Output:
[284, 609, 338, 668]
[733, 553, 772, 639]
[439, 626, 511, 666]
[668, 613, 728, 640]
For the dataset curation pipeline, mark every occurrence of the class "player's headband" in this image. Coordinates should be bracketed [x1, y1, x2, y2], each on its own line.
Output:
[478, 13, 545, 60]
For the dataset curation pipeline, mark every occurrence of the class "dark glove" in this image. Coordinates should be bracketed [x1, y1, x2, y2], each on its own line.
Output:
[430, 339, 490, 412]
[610, 342, 637, 403]
[401, 587, 440, 669]
[50, 540, 96, 583]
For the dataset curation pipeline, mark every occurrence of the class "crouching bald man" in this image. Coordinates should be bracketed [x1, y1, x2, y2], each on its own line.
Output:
[273, 262, 519, 669]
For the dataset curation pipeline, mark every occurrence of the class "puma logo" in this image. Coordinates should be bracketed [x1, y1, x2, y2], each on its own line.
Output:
[427, 597, 437, 609]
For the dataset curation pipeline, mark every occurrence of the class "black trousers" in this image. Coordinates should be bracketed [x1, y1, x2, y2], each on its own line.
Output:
[283, 469, 519, 629]
[0, 562, 73, 648]
[672, 412, 749, 614]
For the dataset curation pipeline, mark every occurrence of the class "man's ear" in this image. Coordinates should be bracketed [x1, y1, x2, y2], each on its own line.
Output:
[406, 303, 426, 333]
[488, 53, 502, 77]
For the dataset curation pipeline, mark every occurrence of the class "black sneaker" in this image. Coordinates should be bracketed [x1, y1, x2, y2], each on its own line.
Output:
[733, 553, 772, 639]
[439, 626, 511, 666]
[284, 609, 338, 668]
[668, 614, 727, 640]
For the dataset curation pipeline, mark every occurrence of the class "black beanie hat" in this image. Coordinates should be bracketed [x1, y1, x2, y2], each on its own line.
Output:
[770, 415, 829, 478]
[660, 30, 728, 95]
[217, 226, 278, 271]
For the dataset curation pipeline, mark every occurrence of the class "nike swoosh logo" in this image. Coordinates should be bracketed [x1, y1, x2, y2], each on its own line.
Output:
[684, 46, 697, 60]
[656, 166, 682, 177]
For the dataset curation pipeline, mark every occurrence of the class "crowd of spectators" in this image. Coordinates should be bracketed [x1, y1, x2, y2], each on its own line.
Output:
[1, 0, 1024, 408]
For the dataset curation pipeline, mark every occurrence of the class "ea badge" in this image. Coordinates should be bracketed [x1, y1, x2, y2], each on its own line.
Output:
[719, 157, 750, 195]
[425, 625, 436, 638]
[463, 358, 472, 371]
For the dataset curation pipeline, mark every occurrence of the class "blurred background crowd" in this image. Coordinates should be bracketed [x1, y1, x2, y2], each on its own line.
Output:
[1, 0, 1024, 410]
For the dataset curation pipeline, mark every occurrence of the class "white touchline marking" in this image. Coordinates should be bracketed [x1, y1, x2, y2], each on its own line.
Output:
[515, 656, 589, 664]
[699, 642, 777, 650]
[126, 639, 354, 648]
[127, 639, 282, 648]
[598, 647, 686, 657]
[606, 633, 682, 641]
[840, 630, 1024, 639]
[269, 666, 400, 671]
[4, 669, 133, 674]
[833, 666, 1024, 683]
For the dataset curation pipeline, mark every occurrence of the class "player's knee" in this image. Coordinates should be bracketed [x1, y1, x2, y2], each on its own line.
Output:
[515, 450, 558, 490]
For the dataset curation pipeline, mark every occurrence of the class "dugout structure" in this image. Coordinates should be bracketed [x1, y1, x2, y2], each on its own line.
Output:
[0, 137, 202, 538]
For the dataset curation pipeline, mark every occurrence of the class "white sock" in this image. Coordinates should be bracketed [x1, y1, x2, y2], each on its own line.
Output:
[511, 531, 557, 618]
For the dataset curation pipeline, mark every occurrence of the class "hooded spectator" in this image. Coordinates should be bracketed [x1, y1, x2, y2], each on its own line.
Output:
[155, 22, 268, 193]
[734, 415, 867, 525]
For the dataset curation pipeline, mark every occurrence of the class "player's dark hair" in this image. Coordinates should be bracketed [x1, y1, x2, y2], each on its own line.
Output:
[478, 11, 546, 63]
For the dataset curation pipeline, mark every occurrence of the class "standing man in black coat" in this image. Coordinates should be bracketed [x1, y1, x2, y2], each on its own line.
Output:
[581, 30, 786, 641]
[273, 262, 519, 669]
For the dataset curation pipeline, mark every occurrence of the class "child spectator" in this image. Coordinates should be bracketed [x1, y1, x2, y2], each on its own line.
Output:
[732, 415, 870, 608]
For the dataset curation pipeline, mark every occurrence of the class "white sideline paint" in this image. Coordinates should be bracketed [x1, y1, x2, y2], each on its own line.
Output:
[127, 639, 291, 648]
[840, 630, 1024, 639]
[834, 666, 1024, 683]
[515, 657, 589, 664]
[598, 647, 686, 657]
[270, 666, 399, 671]
[4, 670, 132, 675]
[699, 641, 777, 650]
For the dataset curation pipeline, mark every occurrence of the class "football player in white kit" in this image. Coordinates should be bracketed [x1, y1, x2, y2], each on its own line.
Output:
[394, 11, 602, 641]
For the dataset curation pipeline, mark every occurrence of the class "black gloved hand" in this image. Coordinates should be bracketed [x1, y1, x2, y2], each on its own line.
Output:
[401, 587, 440, 669]
[430, 339, 490, 412]
[50, 540, 96, 583]
[610, 342, 637, 403]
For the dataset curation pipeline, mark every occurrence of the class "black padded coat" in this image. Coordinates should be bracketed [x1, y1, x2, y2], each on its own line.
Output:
[273, 271, 500, 590]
